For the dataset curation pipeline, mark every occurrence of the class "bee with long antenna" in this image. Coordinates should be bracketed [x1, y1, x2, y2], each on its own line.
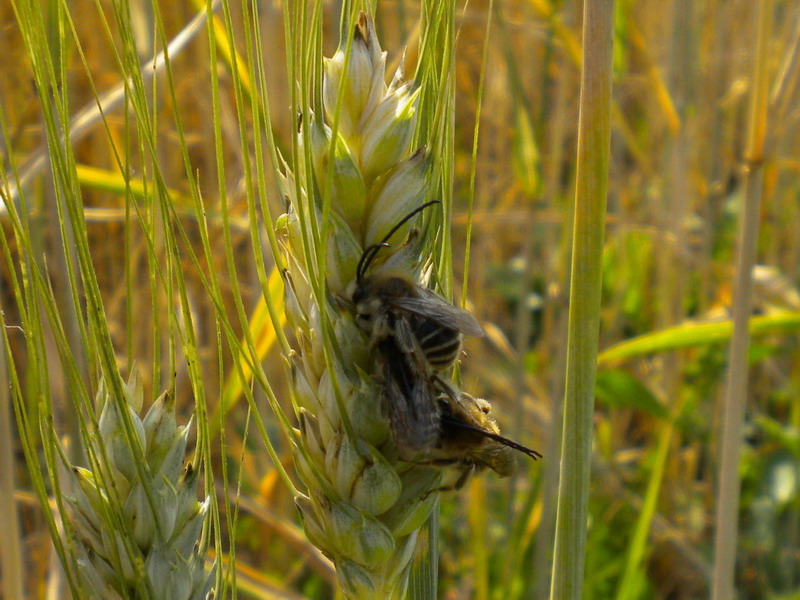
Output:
[349, 201, 484, 456]
[350, 202, 542, 475]
[431, 389, 542, 491]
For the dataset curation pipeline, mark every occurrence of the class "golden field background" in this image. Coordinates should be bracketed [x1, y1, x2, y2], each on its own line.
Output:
[2, 0, 800, 598]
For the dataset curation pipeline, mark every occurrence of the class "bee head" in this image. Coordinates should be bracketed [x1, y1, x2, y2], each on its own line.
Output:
[349, 277, 372, 313]
[350, 278, 382, 332]
[350, 201, 440, 332]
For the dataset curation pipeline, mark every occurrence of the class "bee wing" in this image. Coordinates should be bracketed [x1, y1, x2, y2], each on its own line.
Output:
[389, 288, 485, 337]
[380, 335, 440, 455]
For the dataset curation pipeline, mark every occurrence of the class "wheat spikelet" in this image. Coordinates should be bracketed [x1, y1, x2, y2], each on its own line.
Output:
[278, 14, 446, 598]
[60, 372, 216, 600]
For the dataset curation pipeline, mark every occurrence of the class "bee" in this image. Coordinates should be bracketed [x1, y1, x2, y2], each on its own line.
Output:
[349, 201, 484, 455]
[431, 389, 542, 491]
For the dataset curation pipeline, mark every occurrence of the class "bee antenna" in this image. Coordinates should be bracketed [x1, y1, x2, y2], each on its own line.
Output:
[440, 415, 543, 461]
[356, 200, 442, 280]
[356, 243, 389, 281]
[376, 200, 441, 248]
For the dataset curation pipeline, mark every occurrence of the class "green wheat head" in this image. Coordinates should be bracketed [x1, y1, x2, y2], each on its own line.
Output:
[277, 14, 446, 599]
[59, 372, 216, 600]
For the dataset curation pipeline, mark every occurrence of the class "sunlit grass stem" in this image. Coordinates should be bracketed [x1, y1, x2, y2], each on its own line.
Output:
[711, 1, 773, 598]
[549, 1, 614, 598]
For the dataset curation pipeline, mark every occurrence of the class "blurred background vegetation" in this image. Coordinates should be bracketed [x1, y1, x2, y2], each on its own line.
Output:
[2, 0, 800, 598]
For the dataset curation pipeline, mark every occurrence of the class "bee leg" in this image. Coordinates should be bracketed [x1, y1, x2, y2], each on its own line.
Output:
[394, 316, 418, 354]
[438, 463, 476, 493]
[431, 376, 463, 404]
[416, 461, 477, 497]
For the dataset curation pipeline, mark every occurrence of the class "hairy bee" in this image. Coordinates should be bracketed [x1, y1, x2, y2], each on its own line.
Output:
[431, 390, 542, 491]
[349, 201, 484, 455]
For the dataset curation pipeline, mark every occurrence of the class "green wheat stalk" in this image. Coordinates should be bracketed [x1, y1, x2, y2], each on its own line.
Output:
[549, 1, 614, 598]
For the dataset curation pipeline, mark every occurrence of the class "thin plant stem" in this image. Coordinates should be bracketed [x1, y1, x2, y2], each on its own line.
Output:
[0, 300, 25, 600]
[461, 0, 493, 304]
[549, 1, 614, 598]
[711, 1, 774, 598]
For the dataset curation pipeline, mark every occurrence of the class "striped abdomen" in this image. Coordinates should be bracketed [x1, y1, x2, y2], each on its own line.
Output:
[410, 315, 462, 370]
